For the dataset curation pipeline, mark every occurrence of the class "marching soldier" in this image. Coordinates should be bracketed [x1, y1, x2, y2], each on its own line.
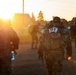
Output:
[0, 19, 19, 75]
[38, 17, 65, 75]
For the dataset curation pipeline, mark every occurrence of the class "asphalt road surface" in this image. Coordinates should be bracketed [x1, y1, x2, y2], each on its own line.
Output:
[12, 43, 76, 75]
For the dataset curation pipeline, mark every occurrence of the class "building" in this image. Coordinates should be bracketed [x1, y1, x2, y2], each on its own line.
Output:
[11, 13, 35, 32]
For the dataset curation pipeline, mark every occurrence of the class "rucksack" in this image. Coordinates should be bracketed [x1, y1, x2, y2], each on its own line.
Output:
[0, 26, 19, 50]
[43, 27, 63, 50]
[0, 27, 12, 51]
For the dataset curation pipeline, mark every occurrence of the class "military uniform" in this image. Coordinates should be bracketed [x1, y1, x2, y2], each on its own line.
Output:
[62, 27, 72, 59]
[0, 56, 12, 75]
[70, 22, 76, 47]
[38, 26, 64, 75]
[38, 17, 66, 75]
[45, 51, 63, 75]
[0, 23, 19, 75]
[29, 25, 39, 49]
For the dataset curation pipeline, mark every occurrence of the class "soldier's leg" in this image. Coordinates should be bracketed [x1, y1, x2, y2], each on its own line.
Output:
[1, 56, 12, 75]
[35, 35, 38, 49]
[51, 52, 64, 75]
[45, 58, 53, 75]
[31, 35, 35, 49]
[57, 58, 63, 72]
[0, 56, 3, 74]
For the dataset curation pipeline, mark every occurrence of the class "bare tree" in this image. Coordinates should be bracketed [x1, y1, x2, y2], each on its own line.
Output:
[32, 12, 36, 22]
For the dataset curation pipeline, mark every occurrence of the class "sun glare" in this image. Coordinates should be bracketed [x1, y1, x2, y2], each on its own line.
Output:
[0, 13, 13, 20]
[0, 0, 15, 20]
[0, 11, 14, 20]
[0, 0, 75, 21]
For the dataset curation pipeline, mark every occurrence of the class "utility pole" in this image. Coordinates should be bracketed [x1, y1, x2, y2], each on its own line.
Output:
[22, 0, 24, 14]
[22, 0, 24, 26]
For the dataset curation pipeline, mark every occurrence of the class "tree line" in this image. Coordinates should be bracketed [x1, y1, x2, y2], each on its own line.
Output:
[32, 10, 76, 26]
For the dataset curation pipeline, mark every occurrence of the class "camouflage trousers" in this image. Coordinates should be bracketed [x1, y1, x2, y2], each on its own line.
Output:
[0, 56, 12, 75]
[45, 51, 64, 75]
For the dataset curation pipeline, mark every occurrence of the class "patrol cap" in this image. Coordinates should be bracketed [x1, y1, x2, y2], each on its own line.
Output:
[53, 16, 61, 23]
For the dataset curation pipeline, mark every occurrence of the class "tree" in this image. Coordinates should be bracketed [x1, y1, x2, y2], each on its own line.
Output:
[32, 12, 36, 22]
[37, 10, 44, 21]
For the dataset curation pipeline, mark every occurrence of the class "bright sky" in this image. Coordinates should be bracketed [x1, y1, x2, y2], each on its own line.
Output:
[0, 0, 76, 21]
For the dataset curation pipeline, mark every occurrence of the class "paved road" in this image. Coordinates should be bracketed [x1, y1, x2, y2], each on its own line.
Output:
[12, 43, 76, 75]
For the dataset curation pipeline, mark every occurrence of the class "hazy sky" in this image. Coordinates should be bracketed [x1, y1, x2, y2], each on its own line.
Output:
[0, 0, 76, 21]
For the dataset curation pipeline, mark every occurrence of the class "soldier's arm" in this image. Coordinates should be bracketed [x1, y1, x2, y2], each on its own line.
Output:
[10, 28, 19, 50]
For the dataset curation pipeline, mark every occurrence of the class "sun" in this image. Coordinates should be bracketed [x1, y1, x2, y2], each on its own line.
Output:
[0, 7, 14, 20]
[0, 0, 23, 20]
[0, 0, 14, 20]
[0, 13, 14, 20]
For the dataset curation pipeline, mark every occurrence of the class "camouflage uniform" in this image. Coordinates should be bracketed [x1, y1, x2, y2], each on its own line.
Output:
[70, 22, 76, 47]
[38, 27, 64, 75]
[45, 51, 63, 75]
[62, 27, 72, 58]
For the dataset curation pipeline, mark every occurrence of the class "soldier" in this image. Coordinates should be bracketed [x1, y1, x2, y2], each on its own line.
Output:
[61, 23, 72, 60]
[31, 25, 39, 49]
[38, 17, 65, 75]
[0, 19, 19, 75]
[70, 22, 76, 47]
[28, 23, 40, 49]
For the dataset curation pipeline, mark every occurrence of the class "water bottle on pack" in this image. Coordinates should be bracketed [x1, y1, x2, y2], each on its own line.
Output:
[11, 51, 16, 60]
